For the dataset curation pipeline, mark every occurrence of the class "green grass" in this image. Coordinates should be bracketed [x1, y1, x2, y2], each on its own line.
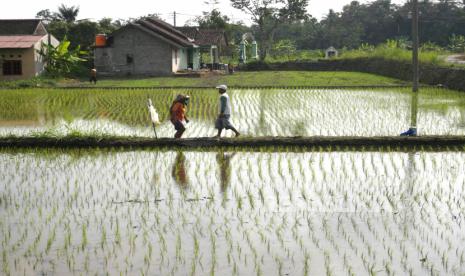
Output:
[336, 40, 462, 67]
[340, 46, 443, 65]
[65, 71, 407, 87]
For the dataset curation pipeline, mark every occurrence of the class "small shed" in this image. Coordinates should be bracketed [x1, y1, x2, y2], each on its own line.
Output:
[325, 46, 338, 59]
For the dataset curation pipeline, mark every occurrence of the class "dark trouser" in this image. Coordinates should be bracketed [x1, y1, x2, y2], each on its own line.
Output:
[215, 115, 239, 136]
[172, 120, 186, 138]
[90, 76, 97, 84]
[215, 115, 234, 130]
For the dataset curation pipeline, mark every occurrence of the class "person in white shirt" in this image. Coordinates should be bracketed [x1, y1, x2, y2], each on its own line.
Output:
[214, 85, 240, 138]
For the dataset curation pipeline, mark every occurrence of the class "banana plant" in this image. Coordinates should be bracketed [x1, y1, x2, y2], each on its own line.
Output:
[38, 36, 87, 76]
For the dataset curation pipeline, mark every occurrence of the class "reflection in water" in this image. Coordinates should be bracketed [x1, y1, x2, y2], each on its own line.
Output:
[0, 100, 46, 127]
[258, 90, 266, 135]
[401, 151, 417, 239]
[217, 152, 236, 193]
[172, 152, 189, 189]
[460, 108, 465, 128]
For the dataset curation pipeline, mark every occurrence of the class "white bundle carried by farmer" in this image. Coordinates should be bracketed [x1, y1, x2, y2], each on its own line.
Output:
[147, 98, 160, 138]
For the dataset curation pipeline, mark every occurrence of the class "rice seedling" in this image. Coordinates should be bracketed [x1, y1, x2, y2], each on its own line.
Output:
[0, 114, 465, 275]
[1, 87, 465, 138]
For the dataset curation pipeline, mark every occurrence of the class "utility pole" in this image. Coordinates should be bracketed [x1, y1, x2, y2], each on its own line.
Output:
[410, 0, 419, 135]
[173, 11, 177, 27]
[401, 0, 420, 137]
[412, 0, 419, 92]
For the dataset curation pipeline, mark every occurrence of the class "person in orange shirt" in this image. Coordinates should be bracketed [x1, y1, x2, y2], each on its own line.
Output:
[170, 94, 190, 138]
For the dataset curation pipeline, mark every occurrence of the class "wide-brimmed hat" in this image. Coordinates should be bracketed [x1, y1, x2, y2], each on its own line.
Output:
[216, 84, 228, 91]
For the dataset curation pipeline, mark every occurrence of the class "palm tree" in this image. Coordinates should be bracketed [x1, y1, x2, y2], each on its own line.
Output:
[57, 4, 80, 23]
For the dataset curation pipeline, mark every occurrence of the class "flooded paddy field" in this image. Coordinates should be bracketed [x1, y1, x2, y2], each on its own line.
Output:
[1, 88, 465, 137]
[1, 147, 465, 275]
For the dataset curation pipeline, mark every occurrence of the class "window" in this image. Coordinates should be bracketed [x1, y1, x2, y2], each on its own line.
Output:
[2, 60, 22, 75]
[126, 54, 133, 64]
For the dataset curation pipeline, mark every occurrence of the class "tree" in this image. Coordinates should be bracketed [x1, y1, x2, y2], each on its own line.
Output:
[449, 34, 465, 52]
[195, 9, 230, 29]
[274, 17, 321, 49]
[98, 18, 120, 34]
[38, 5, 126, 51]
[36, 9, 58, 23]
[279, 0, 310, 22]
[230, 0, 309, 60]
[272, 39, 297, 60]
[56, 4, 80, 23]
[68, 20, 100, 50]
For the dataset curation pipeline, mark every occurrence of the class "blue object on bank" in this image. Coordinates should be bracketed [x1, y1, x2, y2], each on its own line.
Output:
[400, 128, 417, 137]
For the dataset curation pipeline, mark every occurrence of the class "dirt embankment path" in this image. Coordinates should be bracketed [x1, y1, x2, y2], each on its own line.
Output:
[0, 136, 464, 150]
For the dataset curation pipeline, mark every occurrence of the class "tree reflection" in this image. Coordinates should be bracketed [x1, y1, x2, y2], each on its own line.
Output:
[400, 151, 417, 244]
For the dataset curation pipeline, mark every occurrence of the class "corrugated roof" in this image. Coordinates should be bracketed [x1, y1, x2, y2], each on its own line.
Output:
[0, 35, 44, 48]
[0, 19, 44, 35]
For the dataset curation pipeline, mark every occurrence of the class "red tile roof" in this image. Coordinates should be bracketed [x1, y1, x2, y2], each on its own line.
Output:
[0, 35, 44, 48]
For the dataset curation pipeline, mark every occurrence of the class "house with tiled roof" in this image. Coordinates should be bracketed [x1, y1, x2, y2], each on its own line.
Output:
[0, 19, 59, 80]
[94, 17, 201, 76]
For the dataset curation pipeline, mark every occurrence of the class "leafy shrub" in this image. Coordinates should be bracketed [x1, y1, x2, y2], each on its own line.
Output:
[339, 39, 443, 65]
[421, 42, 444, 52]
[449, 35, 465, 53]
[271, 40, 297, 61]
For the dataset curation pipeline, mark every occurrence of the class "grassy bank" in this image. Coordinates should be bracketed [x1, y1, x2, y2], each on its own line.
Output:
[0, 71, 407, 88]
[84, 71, 407, 87]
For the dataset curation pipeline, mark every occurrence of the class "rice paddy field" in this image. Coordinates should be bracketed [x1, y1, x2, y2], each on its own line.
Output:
[0, 87, 464, 137]
[1, 147, 465, 275]
[1, 87, 465, 275]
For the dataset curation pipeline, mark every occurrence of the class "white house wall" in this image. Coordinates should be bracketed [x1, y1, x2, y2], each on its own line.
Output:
[34, 35, 59, 76]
